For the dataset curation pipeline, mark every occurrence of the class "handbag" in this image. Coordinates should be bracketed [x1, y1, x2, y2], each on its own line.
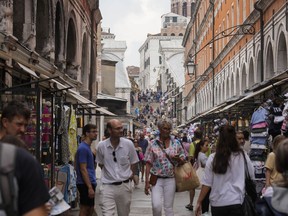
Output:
[243, 195, 257, 216]
[157, 142, 200, 192]
[149, 173, 158, 186]
[242, 151, 258, 216]
[242, 151, 258, 203]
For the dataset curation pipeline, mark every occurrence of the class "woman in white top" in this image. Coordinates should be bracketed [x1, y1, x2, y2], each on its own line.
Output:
[194, 140, 210, 215]
[195, 125, 254, 216]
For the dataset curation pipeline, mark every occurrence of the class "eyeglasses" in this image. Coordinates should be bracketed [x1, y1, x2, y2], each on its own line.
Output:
[112, 151, 117, 162]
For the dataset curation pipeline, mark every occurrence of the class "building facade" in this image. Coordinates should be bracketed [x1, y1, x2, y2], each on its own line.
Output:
[182, 0, 288, 127]
[139, 12, 188, 92]
[171, 0, 196, 17]
[0, 0, 109, 188]
[100, 29, 133, 137]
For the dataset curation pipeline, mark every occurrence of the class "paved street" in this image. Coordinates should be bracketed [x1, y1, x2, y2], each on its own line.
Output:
[68, 167, 202, 216]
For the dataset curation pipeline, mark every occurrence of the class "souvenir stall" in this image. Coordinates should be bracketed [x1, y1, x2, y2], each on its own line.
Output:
[0, 61, 80, 193]
[248, 83, 288, 195]
[0, 82, 56, 188]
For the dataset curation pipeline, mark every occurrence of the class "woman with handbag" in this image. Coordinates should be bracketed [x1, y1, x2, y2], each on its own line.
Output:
[195, 125, 255, 216]
[144, 119, 185, 216]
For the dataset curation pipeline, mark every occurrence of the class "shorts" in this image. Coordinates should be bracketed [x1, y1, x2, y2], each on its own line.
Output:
[77, 184, 96, 206]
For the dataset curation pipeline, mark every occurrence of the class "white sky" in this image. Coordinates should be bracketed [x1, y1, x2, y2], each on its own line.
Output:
[99, 0, 170, 67]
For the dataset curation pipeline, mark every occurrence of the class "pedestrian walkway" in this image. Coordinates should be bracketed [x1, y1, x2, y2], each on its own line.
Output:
[68, 168, 210, 216]
[129, 181, 200, 216]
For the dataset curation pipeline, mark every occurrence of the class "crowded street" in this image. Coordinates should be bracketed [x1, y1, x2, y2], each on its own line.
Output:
[1, 0, 288, 216]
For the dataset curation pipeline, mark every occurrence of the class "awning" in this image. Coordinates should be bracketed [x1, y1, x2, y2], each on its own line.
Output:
[40, 74, 71, 91]
[17, 62, 39, 78]
[68, 89, 97, 108]
[177, 123, 186, 128]
[186, 103, 227, 124]
[68, 90, 116, 116]
[97, 93, 127, 102]
[95, 107, 116, 116]
[218, 77, 288, 113]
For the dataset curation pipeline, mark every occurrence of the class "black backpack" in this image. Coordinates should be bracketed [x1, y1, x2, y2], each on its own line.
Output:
[0, 143, 18, 216]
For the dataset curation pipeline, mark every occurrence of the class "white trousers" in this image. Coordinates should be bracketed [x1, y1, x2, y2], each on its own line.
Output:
[99, 181, 133, 216]
[151, 177, 176, 216]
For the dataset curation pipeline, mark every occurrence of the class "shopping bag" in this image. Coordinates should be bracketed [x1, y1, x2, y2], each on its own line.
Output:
[174, 162, 200, 192]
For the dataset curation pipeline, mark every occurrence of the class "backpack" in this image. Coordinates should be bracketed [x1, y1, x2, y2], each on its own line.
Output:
[0, 143, 18, 216]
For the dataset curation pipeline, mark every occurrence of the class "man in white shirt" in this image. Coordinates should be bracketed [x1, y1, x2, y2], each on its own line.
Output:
[96, 119, 139, 216]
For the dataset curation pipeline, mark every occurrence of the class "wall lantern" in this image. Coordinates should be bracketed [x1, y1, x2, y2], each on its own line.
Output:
[186, 59, 196, 76]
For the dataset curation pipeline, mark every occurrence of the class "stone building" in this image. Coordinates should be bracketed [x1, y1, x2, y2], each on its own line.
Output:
[0, 0, 113, 187]
[182, 0, 288, 129]
[139, 12, 188, 92]
[171, 0, 196, 17]
[99, 29, 133, 137]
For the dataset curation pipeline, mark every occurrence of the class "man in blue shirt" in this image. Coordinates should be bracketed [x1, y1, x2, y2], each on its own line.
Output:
[75, 124, 97, 216]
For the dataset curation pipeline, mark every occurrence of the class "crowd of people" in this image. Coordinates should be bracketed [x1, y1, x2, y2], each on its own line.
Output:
[1, 99, 288, 216]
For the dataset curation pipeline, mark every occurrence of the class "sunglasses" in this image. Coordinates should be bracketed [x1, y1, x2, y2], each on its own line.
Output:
[112, 151, 117, 162]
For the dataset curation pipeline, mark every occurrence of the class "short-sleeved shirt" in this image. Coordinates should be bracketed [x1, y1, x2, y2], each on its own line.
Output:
[96, 137, 139, 184]
[265, 152, 283, 183]
[202, 152, 255, 207]
[15, 147, 50, 215]
[145, 137, 185, 177]
[198, 152, 208, 168]
[76, 142, 96, 185]
[189, 139, 200, 157]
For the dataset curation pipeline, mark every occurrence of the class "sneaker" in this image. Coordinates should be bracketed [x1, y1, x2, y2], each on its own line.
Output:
[141, 178, 144, 182]
[185, 204, 193, 211]
[202, 212, 210, 216]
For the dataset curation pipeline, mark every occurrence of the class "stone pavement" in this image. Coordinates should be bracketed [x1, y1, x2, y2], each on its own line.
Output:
[68, 179, 203, 216]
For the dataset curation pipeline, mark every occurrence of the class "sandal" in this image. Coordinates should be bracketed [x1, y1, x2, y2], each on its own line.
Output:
[185, 204, 193, 211]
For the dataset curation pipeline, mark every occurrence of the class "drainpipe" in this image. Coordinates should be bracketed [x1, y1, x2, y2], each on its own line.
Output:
[193, 40, 197, 115]
[210, 0, 215, 107]
[254, 1, 264, 82]
[90, 8, 96, 102]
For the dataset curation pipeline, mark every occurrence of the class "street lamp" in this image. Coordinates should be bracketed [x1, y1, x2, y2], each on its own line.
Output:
[186, 59, 196, 77]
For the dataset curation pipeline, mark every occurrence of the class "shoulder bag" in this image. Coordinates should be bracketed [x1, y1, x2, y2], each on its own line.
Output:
[242, 151, 258, 216]
[157, 141, 200, 192]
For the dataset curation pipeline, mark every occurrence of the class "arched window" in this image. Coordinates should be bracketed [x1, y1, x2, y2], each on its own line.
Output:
[277, 32, 287, 73]
[266, 42, 274, 79]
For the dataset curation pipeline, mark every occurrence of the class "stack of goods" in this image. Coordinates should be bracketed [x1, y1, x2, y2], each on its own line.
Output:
[250, 106, 270, 193]
[281, 94, 288, 136]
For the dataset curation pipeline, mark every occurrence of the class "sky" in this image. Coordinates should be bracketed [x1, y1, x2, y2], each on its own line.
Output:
[99, 0, 170, 67]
